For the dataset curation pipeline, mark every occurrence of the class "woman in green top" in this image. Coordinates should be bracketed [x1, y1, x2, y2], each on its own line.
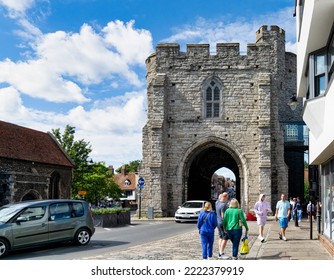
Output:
[223, 198, 249, 259]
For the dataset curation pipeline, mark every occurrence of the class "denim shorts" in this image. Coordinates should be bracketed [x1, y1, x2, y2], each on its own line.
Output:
[278, 217, 289, 228]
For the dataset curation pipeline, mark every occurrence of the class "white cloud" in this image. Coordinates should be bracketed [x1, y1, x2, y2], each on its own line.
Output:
[0, 58, 88, 103]
[0, 89, 146, 168]
[163, 7, 296, 54]
[102, 20, 153, 66]
[0, 20, 153, 103]
[0, 86, 27, 115]
[0, 4, 152, 168]
[0, 0, 36, 18]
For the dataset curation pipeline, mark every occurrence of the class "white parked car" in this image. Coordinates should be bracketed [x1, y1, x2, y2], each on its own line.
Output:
[174, 200, 207, 222]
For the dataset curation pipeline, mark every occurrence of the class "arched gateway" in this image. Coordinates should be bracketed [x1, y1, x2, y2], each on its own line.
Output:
[182, 137, 245, 205]
[139, 26, 304, 217]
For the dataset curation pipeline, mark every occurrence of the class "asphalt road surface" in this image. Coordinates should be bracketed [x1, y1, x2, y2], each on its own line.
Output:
[4, 220, 196, 260]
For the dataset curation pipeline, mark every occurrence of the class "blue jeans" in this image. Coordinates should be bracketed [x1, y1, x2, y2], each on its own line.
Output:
[297, 210, 302, 221]
[200, 232, 214, 259]
[227, 228, 242, 258]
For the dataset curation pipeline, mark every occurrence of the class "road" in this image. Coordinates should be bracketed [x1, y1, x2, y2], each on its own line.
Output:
[3, 220, 196, 260]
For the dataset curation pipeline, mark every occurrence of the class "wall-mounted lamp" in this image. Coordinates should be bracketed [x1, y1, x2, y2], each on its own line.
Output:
[288, 95, 298, 111]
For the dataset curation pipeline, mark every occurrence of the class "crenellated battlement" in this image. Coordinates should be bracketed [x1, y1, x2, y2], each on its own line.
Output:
[153, 25, 285, 61]
[256, 25, 285, 42]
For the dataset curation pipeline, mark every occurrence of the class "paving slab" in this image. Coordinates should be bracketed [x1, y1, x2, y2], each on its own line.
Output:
[82, 217, 333, 260]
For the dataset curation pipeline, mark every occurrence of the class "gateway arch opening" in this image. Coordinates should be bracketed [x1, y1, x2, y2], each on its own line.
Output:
[187, 146, 240, 204]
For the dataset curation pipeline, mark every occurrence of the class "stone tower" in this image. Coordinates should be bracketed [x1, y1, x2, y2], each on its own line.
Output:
[140, 25, 303, 217]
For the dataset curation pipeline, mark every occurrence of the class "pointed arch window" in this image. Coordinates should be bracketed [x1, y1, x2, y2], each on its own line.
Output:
[205, 80, 221, 118]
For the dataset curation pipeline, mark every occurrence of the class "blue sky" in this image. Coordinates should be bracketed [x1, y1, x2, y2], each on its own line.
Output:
[0, 0, 296, 172]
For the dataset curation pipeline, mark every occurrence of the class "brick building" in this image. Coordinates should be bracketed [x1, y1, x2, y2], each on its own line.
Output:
[140, 25, 306, 217]
[0, 120, 73, 206]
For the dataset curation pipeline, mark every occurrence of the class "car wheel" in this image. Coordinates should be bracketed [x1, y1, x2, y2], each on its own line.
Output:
[74, 228, 91, 245]
[0, 239, 9, 258]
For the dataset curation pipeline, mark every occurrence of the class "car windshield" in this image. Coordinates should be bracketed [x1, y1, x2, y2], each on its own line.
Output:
[0, 205, 23, 223]
[181, 202, 203, 208]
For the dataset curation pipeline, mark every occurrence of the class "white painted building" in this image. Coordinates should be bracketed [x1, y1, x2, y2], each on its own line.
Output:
[295, 0, 334, 252]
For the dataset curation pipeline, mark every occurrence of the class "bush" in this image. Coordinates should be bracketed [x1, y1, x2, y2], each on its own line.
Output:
[91, 207, 130, 215]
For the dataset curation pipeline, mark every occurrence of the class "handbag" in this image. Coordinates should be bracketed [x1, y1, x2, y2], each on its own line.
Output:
[199, 212, 211, 233]
[240, 234, 249, 255]
[238, 209, 243, 227]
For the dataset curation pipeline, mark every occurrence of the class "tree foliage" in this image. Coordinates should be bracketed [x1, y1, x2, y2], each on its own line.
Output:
[79, 162, 124, 205]
[51, 125, 123, 203]
[115, 160, 141, 173]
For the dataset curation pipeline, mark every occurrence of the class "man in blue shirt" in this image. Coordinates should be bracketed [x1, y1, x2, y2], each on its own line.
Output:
[275, 193, 291, 241]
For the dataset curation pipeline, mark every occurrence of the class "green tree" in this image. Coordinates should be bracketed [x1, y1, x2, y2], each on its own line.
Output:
[52, 125, 123, 203]
[52, 125, 93, 196]
[115, 160, 141, 173]
[80, 162, 124, 205]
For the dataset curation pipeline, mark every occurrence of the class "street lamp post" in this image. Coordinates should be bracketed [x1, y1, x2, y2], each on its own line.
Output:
[317, 201, 321, 234]
[137, 176, 145, 219]
[310, 204, 313, 239]
[138, 188, 142, 219]
[288, 95, 298, 111]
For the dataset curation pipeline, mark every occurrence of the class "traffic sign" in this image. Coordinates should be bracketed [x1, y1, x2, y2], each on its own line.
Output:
[138, 176, 145, 188]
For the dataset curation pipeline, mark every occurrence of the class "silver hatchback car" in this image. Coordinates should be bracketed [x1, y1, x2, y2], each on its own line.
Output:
[0, 199, 95, 258]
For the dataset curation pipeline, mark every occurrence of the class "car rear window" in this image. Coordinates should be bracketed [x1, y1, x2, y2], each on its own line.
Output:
[49, 202, 85, 220]
[50, 203, 71, 220]
[72, 202, 84, 217]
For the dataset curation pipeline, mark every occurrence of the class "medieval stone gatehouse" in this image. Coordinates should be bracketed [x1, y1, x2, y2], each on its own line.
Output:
[0, 120, 73, 206]
[140, 25, 305, 217]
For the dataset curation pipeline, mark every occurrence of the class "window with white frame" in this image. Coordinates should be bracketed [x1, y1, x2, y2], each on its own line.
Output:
[308, 50, 327, 99]
[307, 27, 334, 100]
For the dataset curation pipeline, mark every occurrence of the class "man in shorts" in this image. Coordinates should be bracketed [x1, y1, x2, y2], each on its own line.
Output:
[215, 192, 229, 258]
[275, 193, 291, 241]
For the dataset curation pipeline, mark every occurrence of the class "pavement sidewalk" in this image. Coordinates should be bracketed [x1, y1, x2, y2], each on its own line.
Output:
[84, 217, 333, 260]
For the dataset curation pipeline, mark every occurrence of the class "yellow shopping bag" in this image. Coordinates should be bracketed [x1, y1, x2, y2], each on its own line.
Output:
[240, 235, 249, 255]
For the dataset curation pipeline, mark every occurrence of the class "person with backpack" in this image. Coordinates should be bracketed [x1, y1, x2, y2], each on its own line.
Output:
[197, 201, 217, 260]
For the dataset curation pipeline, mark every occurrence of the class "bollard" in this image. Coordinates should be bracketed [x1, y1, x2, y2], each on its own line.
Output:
[147, 207, 154, 219]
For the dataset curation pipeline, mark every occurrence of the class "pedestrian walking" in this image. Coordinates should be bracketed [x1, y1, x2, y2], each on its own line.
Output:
[197, 201, 217, 260]
[295, 197, 303, 222]
[275, 193, 291, 241]
[215, 192, 230, 259]
[254, 193, 271, 242]
[307, 201, 314, 221]
[223, 198, 249, 260]
[289, 197, 296, 221]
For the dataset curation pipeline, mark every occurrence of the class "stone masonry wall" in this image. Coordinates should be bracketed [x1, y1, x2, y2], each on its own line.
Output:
[0, 158, 72, 205]
[141, 26, 297, 216]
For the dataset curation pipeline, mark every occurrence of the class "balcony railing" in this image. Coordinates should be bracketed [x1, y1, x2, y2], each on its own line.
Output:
[283, 123, 309, 146]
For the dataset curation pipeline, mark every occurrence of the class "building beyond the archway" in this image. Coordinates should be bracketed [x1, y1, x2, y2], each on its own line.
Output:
[140, 25, 306, 217]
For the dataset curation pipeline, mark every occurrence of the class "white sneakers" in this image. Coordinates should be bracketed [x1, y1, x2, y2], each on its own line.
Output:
[258, 235, 264, 242]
